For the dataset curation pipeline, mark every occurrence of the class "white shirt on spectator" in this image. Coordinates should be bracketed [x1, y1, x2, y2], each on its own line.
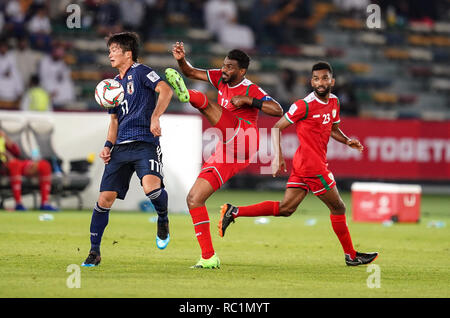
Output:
[39, 55, 75, 106]
[28, 14, 52, 34]
[0, 52, 24, 101]
[120, 0, 145, 28]
[13, 48, 42, 86]
[218, 23, 255, 50]
[204, 0, 237, 36]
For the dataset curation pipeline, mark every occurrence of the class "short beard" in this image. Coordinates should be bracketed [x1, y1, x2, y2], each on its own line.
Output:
[314, 86, 331, 97]
[222, 74, 236, 84]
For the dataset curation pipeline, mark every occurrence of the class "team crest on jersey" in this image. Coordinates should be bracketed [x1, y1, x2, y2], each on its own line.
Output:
[127, 81, 134, 95]
[332, 109, 337, 118]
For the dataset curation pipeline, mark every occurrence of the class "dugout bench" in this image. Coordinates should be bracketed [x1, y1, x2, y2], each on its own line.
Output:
[0, 119, 92, 210]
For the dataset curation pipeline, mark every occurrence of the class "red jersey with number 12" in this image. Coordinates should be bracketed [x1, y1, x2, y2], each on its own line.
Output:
[207, 69, 269, 124]
[284, 92, 340, 176]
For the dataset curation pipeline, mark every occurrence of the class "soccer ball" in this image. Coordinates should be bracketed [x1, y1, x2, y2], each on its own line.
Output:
[94, 79, 124, 109]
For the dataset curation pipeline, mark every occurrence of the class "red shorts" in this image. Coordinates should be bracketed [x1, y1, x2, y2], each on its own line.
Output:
[199, 118, 259, 191]
[286, 170, 336, 196]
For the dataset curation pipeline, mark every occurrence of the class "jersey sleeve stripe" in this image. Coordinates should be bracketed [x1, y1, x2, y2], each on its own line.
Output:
[245, 84, 253, 96]
[284, 113, 294, 124]
[300, 100, 309, 121]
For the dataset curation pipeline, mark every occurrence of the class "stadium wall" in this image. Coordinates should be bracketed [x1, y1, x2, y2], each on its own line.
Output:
[0, 111, 202, 212]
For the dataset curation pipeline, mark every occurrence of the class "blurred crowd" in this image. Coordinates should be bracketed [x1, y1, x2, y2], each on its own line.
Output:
[0, 0, 447, 113]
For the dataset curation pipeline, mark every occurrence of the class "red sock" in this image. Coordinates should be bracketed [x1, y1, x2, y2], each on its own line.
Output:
[236, 201, 280, 218]
[189, 206, 215, 259]
[330, 214, 356, 259]
[8, 159, 23, 204]
[37, 160, 52, 205]
[188, 89, 208, 109]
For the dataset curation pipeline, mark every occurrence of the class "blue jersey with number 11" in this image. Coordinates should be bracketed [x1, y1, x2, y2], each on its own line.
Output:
[109, 62, 162, 145]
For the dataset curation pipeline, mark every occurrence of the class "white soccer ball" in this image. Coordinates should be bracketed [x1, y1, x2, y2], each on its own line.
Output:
[94, 79, 124, 109]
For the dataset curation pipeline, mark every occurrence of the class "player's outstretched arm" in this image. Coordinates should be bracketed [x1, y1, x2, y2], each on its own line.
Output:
[271, 116, 291, 176]
[172, 41, 208, 82]
[260, 98, 283, 117]
[151, 81, 173, 137]
[230, 96, 283, 117]
[331, 123, 364, 153]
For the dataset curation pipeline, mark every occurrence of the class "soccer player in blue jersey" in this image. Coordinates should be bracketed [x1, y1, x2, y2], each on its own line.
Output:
[82, 32, 173, 267]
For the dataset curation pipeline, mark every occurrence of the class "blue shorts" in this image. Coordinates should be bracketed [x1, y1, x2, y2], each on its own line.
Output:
[99, 141, 164, 200]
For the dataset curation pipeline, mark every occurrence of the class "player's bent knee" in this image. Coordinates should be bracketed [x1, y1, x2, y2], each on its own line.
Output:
[98, 192, 117, 209]
[331, 201, 346, 215]
[186, 192, 203, 210]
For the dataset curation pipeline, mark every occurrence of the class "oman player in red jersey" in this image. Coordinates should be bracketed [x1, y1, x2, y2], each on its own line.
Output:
[219, 61, 378, 266]
[166, 42, 283, 268]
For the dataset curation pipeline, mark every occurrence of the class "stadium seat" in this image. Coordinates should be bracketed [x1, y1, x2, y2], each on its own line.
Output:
[358, 32, 386, 46]
[348, 63, 372, 74]
[408, 48, 433, 61]
[337, 18, 365, 30]
[372, 92, 398, 104]
[384, 48, 410, 60]
[27, 120, 92, 210]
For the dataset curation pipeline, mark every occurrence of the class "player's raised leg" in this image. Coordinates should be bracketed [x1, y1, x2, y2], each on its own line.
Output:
[318, 186, 378, 266]
[219, 187, 307, 237]
[186, 177, 220, 269]
[142, 174, 169, 250]
[81, 191, 116, 267]
[165, 68, 226, 128]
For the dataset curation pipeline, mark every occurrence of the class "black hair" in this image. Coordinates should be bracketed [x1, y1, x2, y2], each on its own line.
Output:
[311, 61, 333, 76]
[107, 32, 140, 62]
[227, 49, 250, 69]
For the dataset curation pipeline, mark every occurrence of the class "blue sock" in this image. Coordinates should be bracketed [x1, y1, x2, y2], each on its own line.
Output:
[146, 188, 168, 224]
[89, 202, 110, 254]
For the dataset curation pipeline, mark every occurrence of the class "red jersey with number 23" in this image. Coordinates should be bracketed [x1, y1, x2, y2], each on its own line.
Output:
[206, 69, 269, 124]
[284, 92, 340, 176]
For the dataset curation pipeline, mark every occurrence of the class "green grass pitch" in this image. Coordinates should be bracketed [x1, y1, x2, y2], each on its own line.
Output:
[0, 190, 449, 298]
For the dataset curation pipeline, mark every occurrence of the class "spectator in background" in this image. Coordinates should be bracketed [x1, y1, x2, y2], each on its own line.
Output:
[249, 0, 281, 49]
[204, 0, 237, 38]
[218, 20, 255, 50]
[95, 0, 122, 36]
[0, 9, 4, 34]
[13, 36, 43, 87]
[39, 44, 75, 110]
[186, 0, 206, 28]
[0, 39, 24, 110]
[267, 0, 315, 44]
[20, 74, 52, 112]
[119, 0, 145, 32]
[4, 0, 27, 38]
[141, 0, 168, 40]
[274, 68, 306, 113]
[283, 0, 315, 44]
[27, 5, 52, 52]
[204, 0, 255, 50]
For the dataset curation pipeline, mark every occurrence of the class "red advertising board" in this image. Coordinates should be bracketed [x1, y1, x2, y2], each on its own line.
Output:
[202, 117, 450, 180]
